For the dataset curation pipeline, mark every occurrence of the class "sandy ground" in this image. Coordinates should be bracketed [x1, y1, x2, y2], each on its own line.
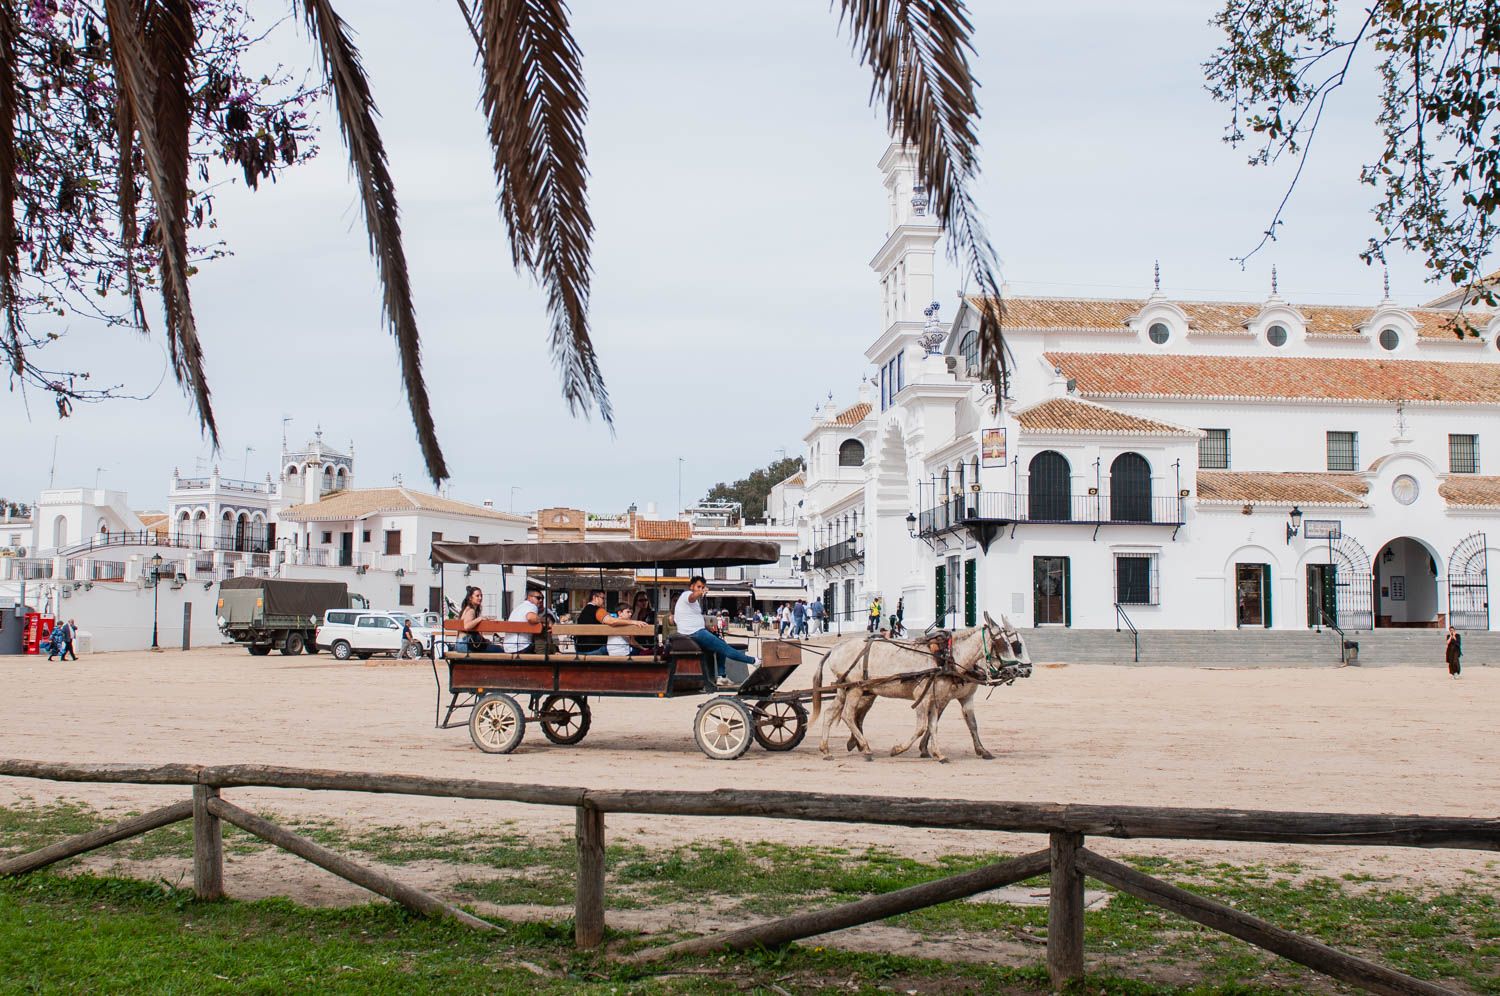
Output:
[1, 644, 1496, 898]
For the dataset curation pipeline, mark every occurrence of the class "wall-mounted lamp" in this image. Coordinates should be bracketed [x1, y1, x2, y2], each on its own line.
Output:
[1087, 487, 1099, 497]
[1179, 489, 1191, 498]
[1285, 505, 1303, 544]
[904, 512, 917, 537]
[970, 482, 981, 493]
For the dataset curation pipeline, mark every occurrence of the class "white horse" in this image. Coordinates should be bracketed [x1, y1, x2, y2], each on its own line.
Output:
[810, 613, 1030, 762]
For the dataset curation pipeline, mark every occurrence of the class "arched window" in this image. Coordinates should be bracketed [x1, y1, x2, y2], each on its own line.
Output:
[52, 515, 68, 548]
[334, 467, 348, 490]
[955, 461, 965, 493]
[838, 439, 865, 467]
[940, 467, 951, 496]
[1109, 453, 1152, 522]
[1028, 451, 1072, 521]
[959, 330, 980, 373]
[286, 465, 299, 478]
[322, 465, 334, 491]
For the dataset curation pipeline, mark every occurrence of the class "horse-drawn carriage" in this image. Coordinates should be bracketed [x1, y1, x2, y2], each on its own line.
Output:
[428, 538, 1034, 761]
[429, 538, 809, 759]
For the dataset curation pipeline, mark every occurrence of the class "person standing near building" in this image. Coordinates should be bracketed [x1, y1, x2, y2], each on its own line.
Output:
[809, 596, 825, 635]
[791, 599, 808, 638]
[868, 596, 882, 634]
[1446, 625, 1463, 678]
[60, 619, 79, 661]
[890, 597, 905, 638]
[674, 576, 755, 686]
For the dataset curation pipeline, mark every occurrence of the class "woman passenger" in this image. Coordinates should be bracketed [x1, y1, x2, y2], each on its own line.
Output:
[630, 590, 657, 626]
[455, 586, 488, 652]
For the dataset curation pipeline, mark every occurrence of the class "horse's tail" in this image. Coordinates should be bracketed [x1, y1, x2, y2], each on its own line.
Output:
[809, 654, 828, 725]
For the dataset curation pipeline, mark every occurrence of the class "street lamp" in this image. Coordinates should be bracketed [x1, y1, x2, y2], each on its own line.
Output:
[150, 552, 163, 651]
[905, 511, 918, 537]
[1285, 506, 1303, 545]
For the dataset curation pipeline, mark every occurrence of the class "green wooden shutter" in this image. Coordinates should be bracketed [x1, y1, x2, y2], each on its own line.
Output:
[964, 558, 978, 627]
[1262, 563, 1273, 628]
[934, 565, 947, 622]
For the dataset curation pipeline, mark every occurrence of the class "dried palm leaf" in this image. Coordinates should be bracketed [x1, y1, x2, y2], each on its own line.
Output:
[106, 0, 218, 442]
[0, 0, 22, 375]
[299, 0, 448, 482]
[114, 85, 149, 331]
[835, 0, 1008, 394]
[476, 0, 610, 424]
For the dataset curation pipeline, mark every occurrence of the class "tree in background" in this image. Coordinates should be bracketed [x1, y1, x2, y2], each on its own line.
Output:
[2, 0, 1007, 484]
[1207, 1, 1500, 305]
[705, 455, 805, 525]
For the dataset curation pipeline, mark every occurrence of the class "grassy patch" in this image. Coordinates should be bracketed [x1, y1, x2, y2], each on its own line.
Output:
[1, 800, 1494, 992]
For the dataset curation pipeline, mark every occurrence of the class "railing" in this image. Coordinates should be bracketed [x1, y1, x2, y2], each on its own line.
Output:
[172, 476, 274, 495]
[1314, 606, 1353, 665]
[1114, 602, 1139, 663]
[12, 558, 53, 580]
[918, 492, 1186, 536]
[89, 560, 126, 582]
[0, 758, 1485, 994]
[354, 552, 415, 574]
[61, 532, 272, 556]
[812, 537, 862, 570]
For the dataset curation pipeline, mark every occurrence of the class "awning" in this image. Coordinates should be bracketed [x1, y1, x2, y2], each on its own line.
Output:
[431, 538, 781, 568]
[752, 585, 808, 601]
[704, 588, 753, 598]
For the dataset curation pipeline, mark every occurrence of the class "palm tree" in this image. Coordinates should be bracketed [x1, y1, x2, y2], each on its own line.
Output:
[0, 0, 1005, 484]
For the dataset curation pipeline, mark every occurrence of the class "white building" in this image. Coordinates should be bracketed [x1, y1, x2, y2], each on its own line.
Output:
[798, 141, 1500, 637]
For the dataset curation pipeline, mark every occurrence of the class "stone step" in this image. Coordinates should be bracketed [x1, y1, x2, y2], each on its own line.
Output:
[1014, 628, 1500, 667]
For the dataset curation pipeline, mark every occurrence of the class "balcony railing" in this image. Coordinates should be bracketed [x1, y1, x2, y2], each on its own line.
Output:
[59, 531, 272, 557]
[90, 560, 126, 581]
[918, 491, 1185, 536]
[12, 558, 53, 580]
[812, 537, 863, 570]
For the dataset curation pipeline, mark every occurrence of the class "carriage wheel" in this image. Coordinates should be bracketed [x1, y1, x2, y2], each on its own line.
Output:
[469, 693, 526, 754]
[693, 697, 753, 760]
[539, 694, 592, 745]
[751, 699, 807, 752]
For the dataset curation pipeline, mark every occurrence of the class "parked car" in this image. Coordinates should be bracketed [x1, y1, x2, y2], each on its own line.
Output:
[315, 611, 421, 661]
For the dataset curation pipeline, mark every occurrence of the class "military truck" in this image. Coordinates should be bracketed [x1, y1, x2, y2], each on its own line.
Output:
[216, 578, 367, 656]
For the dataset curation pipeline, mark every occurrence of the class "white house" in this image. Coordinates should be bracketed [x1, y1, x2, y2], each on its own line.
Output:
[798, 140, 1500, 637]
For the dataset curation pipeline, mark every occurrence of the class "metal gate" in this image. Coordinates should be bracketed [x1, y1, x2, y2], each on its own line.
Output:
[1448, 533, 1489, 630]
[1331, 536, 1373, 631]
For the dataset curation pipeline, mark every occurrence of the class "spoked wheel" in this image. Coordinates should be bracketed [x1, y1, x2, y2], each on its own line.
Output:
[538, 694, 591, 745]
[469, 693, 526, 754]
[693, 696, 753, 760]
[751, 698, 808, 752]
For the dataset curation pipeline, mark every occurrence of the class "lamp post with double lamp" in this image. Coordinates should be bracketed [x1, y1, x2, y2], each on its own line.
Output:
[150, 552, 163, 651]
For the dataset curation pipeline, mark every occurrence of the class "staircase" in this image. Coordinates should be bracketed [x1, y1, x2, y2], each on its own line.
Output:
[1017, 627, 1500, 667]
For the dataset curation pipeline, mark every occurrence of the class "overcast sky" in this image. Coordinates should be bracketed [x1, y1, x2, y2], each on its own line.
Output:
[4, 1, 1440, 517]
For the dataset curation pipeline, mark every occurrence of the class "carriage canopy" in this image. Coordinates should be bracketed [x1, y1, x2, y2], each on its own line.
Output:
[430, 538, 781, 569]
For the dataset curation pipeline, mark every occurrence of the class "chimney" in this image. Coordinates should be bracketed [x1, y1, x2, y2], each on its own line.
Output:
[482, 499, 494, 508]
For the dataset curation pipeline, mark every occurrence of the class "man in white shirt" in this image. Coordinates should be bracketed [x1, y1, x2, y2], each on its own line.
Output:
[503, 589, 543, 653]
[674, 576, 755, 686]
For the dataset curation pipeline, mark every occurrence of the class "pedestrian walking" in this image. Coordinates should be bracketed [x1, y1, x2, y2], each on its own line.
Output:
[792, 599, 808, 638]
[809, 596, 825, 635]
[1446, 625, 1462, 678]
[60, 619, 78, 661]
[867, 596, 882, 634]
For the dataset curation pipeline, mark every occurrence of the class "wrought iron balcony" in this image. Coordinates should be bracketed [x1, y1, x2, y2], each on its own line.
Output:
[918, 491, 1186, 549]
[812, 536, 863, 570]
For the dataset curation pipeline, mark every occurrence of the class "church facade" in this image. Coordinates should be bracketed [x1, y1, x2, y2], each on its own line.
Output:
[798, 143, 1500, 634]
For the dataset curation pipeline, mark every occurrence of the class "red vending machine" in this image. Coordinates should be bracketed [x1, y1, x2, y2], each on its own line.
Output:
[22, 613, 55, 655]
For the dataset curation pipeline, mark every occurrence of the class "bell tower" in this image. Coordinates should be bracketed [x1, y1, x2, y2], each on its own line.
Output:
[871, 142, 942, 334]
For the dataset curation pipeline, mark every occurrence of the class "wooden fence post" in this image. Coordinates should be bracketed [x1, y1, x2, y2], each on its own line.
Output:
[1048, 830, 1085, 987]
[575, 803, 605, 949]
[192, 785, 224, 901]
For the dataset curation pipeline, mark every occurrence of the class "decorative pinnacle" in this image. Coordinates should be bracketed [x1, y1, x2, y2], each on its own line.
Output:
[917, 301, 945, 354]
[1383, 267, 1391, 299]
[1271, 265, 1278, 296]
[1153, 260, 1161, 292]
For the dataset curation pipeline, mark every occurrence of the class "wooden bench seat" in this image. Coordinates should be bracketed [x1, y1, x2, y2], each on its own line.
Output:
[442, 619, 542, 635]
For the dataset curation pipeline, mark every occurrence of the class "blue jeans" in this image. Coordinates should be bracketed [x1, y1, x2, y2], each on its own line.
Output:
[688, 630, 754, 680]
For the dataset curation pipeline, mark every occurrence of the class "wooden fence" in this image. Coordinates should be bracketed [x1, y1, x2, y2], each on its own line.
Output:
[1, 759, 1494, 995]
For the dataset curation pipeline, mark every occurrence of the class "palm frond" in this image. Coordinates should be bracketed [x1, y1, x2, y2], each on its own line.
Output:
[105, 0, 218, 443]
[0, 0, 23, 375]
[114, 85, 148, 330]
[835, 0, 1008, 394]
[299, 0, 448, 483]
[476, 0, 609, 424]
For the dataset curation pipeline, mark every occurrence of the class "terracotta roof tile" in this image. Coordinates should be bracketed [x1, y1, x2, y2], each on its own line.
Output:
[632, 518, 692, 540]
[969, 295, 1491, 339]
[1196, 472, 1370, 507]
[1047, 352, 1500, 404]
[1016, 397, 1198, 436]
[781, 472, 806, 487]
[1439, 475, 1500, 508]
[831, 401, 872, 426]
[280, 487, 527, 523]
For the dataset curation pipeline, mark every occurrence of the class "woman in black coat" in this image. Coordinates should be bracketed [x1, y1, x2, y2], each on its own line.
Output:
[1445, 626, 1462, 678]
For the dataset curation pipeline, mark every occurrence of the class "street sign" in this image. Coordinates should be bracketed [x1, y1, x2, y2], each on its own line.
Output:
[1304, 519, 1342, 540]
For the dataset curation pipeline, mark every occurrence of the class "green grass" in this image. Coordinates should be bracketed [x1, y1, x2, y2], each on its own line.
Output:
[2, 800, 1495, 993]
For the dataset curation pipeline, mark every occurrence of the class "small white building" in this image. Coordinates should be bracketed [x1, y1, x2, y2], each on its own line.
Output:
[798, 140, 1500, 636]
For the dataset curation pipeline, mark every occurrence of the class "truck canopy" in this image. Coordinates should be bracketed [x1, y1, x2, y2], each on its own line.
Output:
[218, 577, 351, 620]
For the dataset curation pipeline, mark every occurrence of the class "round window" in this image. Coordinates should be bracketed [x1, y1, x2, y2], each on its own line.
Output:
[1148, 322, 1170, 344]
[1266, 324, 1287, 347]
[1392, 474, 1419, 505]
[1378, 327, 1400, 351]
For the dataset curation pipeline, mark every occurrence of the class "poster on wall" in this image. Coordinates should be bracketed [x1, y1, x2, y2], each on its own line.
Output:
[981, 428, 1007, 468]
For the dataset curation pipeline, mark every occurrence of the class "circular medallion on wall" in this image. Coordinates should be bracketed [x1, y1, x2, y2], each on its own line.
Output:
[1392, 474, 1419, 505]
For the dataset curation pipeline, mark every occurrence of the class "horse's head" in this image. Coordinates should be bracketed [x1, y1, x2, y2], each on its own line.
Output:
[982, 611, 1032, 677]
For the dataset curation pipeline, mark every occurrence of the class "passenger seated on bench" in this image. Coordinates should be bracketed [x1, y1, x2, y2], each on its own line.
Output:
[576, 589, 637, 654]
[503, 589, 544, 653]
[455, 586, 491, 652]
[675, 576, 756, 686]
[586, 606, 647, 657]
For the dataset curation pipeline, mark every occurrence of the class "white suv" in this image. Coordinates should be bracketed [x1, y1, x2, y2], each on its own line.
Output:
[316, 611, 420, 661]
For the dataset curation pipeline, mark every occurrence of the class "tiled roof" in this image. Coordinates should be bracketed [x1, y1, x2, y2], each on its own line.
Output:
[279, 487, 527, 522]
[1015, 397, 1198, 436]
[969, 295, 1491, 339]
[1047, 352, 1500, 404]
[1439, 476, 1500, 508]
[831, 402, 872, 426]
[1196, 472, 1370, 507]
[137, 513, 170, 537]
[780, 472, 806, 487]
[632, 518, 692, 540]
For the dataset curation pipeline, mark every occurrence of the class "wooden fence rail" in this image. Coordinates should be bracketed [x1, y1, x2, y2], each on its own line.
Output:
[0, 757, 1491, 994]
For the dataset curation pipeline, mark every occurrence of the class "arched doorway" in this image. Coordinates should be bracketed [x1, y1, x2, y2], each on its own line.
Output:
[1373, 537, 1441, 628]
[1109, 453, 1152, 522]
